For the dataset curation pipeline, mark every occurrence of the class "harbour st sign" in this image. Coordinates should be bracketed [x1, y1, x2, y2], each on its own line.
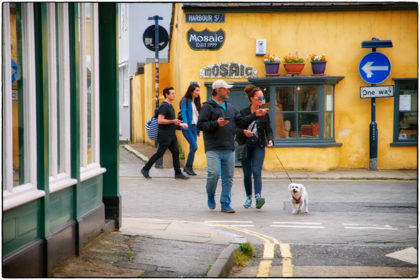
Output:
[359, 52, 391, 84]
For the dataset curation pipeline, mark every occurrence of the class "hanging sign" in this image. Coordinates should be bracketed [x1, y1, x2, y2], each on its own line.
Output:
[360, 85, 394, 99]
[186, 13, 225, 23]
[200, 62, 257, 79]
[187, 28, 225, 50]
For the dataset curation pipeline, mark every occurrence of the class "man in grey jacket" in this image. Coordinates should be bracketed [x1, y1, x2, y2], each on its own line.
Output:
[197, 80, 268, 213]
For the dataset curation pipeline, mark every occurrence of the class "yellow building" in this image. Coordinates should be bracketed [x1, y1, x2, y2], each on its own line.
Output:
[135, 2, 417, 171]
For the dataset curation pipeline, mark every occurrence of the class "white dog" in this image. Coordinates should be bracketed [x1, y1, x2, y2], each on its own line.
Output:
[288, 183, 309, 214]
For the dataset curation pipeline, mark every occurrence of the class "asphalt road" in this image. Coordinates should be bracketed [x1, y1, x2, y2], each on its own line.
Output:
[120, 147, 418, 277]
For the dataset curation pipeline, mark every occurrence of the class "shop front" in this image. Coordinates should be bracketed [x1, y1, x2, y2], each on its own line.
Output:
[168, 2, 417, 171]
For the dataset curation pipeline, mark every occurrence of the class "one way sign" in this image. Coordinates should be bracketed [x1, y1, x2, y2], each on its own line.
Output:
[359, 52, 391, 84]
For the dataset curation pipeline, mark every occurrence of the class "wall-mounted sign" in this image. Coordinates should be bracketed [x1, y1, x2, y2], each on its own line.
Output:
[142, 25, 169, 51]
[186, 13, 225, 23]
[256, 39, 266, 56]
[200, 62, 257, 79]
[360, 85, 393, 99]
[187, 28, 225, 50]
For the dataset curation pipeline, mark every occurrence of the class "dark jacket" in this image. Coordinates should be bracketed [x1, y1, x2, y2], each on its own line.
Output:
[197, 99, 257, 152]
[235, 106, 274, 147]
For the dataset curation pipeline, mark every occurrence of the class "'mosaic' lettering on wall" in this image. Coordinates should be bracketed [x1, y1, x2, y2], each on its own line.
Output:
[200, 62, 258, 78]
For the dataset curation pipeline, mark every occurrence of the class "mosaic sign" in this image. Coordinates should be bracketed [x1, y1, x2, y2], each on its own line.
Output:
[187, 28, 225, 50]
[200, 62, 257, 79]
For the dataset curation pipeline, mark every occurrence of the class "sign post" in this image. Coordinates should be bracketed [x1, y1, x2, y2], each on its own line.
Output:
[359, 38, 392, 170]
[147, 15, 164, 109]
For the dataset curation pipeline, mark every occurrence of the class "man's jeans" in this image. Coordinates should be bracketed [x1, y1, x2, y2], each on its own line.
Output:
[205, 150, 235, 205]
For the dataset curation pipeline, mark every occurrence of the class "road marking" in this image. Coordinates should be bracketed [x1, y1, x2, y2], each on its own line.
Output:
[386, 247, 417, 265]
[204, 222, 293, 277]
[409, 225, 417, 229]
[271, 225, 325, 229]
[205, 220, 253, 223]
[344, 226, 398, 230]
[257, 260, 272, 277]
[273, 222, 322, 225]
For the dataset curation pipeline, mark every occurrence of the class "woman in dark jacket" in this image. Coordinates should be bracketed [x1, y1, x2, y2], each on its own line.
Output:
[236, 85, 274, 209]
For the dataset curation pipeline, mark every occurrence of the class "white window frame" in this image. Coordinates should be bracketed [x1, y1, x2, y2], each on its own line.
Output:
[79, 3, 105, 182]
[47, 3, 77, 193]
[2, 3, 45, 211]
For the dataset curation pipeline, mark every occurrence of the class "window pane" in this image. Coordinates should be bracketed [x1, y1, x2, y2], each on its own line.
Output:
[10, 3, 25, 186]
[324, 111, 333, 138]
[276, 113, 296, 138]
[55, 4, 63, 173]
[398, 112, 418, 141]
[275, 87, 294, 111]
[85, 3, 93, 164]
[298, 113, 319, 138]
[298, 86, 318, 111]
[325, 85, 333, 112]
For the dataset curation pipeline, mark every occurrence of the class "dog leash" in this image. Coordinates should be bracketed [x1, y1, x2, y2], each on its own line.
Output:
[270, 146, 293, 183]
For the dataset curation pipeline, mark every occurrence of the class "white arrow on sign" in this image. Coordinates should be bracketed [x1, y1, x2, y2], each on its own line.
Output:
[361, 61, 389, 78]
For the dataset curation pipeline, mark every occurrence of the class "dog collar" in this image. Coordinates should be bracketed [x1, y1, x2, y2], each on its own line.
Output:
[293, 196, 302, 203]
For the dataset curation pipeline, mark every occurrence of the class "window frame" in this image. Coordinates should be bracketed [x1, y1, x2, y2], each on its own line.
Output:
[2, 3, 45, 211]
[78, 3, 105, 182]
[47, 3, 77, 193]
[391, 78, 418, 146]
[249, 76, 344, 147]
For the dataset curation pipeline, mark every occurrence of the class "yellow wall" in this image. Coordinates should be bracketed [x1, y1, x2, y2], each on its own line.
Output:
[166, 5, 417, 170]
[131, 63, 171, 145]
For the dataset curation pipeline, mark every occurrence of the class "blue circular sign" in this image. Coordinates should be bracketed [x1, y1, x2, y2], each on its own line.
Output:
[359, 52, 391, 84]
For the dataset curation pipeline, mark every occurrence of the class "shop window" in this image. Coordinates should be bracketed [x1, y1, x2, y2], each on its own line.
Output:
[77, 3, 104, 181]
[253, 76, 342, 146]
[47, 3, 77, 192]
[2, 3, 45, 210]
[392, 78, 418, 146]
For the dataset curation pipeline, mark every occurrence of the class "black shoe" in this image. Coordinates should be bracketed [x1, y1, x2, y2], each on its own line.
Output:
[183, 166, 197, 176]
[175, 172, 190, 179]
[141, 168, 151, 179]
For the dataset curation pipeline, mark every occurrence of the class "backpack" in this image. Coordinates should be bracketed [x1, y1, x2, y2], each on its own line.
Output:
[145, 108, 159, 141]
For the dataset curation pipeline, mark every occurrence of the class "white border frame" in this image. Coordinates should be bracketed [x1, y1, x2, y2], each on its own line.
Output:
[48, 3, 77, 193]
[3, 3, 45, 211]
[79, 3, 105, 182]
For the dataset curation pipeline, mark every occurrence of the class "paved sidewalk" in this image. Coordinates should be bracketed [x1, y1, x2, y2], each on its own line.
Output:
[125, 142, 417, 181]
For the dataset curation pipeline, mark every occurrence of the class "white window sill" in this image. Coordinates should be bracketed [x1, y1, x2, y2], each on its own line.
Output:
[80, 164, 106, 182]
[3, 184, 46, 211]
[50, 173, 78, 194]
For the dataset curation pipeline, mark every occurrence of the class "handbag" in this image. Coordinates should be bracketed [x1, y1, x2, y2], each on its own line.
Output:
[237, 144, 248, 161]
[145, 108, 159, 141]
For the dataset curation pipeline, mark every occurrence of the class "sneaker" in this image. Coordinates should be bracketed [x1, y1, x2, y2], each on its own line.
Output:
[175, 172, 190, 179]
[221, 203, 235, 213]
[141, 168, 151, 179]
[243, 197, 252, 208]
[255, 194, 265, 209]
[207, 196, 216, 210]
[183, 166, 197, 176]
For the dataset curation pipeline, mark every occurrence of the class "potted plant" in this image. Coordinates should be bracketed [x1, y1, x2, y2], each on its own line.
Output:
[283, 52, 305, 75]
[263, 54, 281, 76]
[310, 54, 327, 76]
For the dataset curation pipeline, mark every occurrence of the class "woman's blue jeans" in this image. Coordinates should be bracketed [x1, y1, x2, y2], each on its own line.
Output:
[205, 150, 235, 205]
[182, 125, 198, 167]
[241, 141, 266, 197]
